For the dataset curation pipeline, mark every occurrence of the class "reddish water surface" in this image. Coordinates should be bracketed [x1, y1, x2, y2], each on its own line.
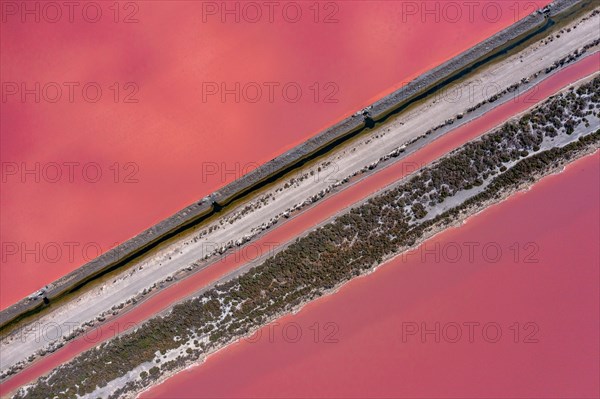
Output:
[0, 0, 552, 309]
[2, 52, 596, 396]
[143, 152, 600, 399]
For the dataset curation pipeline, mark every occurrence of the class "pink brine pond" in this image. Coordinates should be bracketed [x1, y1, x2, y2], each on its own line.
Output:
[143, 153, 600, 398]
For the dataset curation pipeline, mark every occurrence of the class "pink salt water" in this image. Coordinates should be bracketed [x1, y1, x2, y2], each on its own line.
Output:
[143, 152, 600, 399]
[0, 0, 551, 309]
